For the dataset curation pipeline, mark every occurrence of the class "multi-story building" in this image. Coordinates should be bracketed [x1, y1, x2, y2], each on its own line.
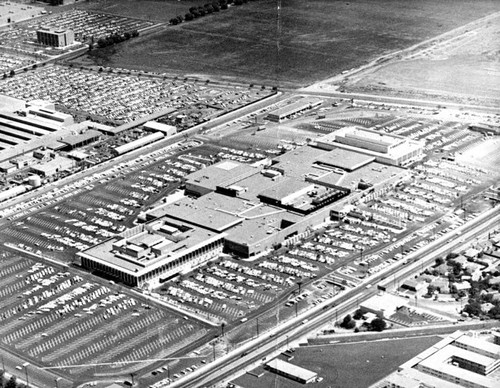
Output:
[371, 331, 500, 388]
[36, 27, 74, 47]
[77, 219, 226, 288]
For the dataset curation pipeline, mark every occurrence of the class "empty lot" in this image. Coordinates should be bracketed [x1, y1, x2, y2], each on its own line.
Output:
[81, 0, 500, 86]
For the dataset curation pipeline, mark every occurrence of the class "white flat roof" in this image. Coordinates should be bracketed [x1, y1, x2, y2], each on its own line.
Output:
[419, 345, 498, 388]
[266, 358, 317, 381]
[454, 334, 500, 356]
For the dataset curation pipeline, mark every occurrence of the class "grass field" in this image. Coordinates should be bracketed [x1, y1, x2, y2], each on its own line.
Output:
[78, 0, 500, 87]
[232, 336, 442, 388]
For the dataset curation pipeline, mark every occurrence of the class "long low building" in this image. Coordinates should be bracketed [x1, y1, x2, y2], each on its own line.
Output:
[265, 359, 317, 384]
[113, 132, 164, 155]
[266, 97, 323, 122]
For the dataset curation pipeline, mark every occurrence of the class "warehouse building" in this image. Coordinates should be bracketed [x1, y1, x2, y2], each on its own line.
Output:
[0, 185, 28, 203]
[143, 121, 177, 136]
[266, 98, 323, 122]
[265, 359, 317, 384]
[77, 219, 226, 288]
[59, 130, 101, 151]
[113, 132, 164, 155]
[26, 106, 74, 126]
[30, 156, 75, 177]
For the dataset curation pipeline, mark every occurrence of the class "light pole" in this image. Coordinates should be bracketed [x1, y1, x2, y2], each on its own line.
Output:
[55, 377, 61, 388]
[22, 362, 30, 388]
[212, 342, 216, 362]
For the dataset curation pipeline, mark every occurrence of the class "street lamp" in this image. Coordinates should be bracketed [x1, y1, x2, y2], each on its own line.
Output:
[22, 362, 30, 388]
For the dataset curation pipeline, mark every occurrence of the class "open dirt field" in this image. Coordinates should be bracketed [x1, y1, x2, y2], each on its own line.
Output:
[343, 12, 500, 105]
[77, 0, 500, 87]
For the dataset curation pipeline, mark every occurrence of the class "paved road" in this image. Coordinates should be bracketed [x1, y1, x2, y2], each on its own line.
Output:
[0, 348, 71, 388]
[297, 88, 500, 115]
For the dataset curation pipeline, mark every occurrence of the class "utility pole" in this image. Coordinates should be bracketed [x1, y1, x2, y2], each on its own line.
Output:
[23, 362, 30, 388]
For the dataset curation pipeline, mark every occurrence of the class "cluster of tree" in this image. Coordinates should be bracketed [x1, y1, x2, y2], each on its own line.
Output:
[96, 30, 139, 48]
[340, 314, 356, 329]
[341, 311, 387, 332]
[462, 277, 500, 319]
[0, 370, 25, 388]
[169, 0, 257, 25]
[47, 0, 64, 5]
[2, 70, 15, 78]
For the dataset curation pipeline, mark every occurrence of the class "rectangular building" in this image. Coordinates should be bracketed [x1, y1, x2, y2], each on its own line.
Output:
[316, 126, 424, 166]
[266, 98, 323, 122]
[77, 219, 226, 288]
[37, 27, 74, 48]
[265, 359, 317, 384]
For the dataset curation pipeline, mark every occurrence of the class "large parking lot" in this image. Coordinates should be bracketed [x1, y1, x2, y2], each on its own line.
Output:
[0, 142, 210, 258]
[0, 251, 208, 378]
[0, 65, 269, 123]
[29, 9, 155, 42]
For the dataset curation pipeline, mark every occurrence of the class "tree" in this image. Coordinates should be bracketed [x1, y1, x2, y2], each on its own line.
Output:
[435, 257, 445, 266]
[463, 300, 482, 317]
[353, 309, 364, 320]
[185, 13, 194, 21]
[340, 314, 356, 329]
[370, 318, 387, 332]
[9, 70, 15, 77]
[488, 305, 500, 319]
[5, 376, 16, 388]
[97, 38, 107, 48]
